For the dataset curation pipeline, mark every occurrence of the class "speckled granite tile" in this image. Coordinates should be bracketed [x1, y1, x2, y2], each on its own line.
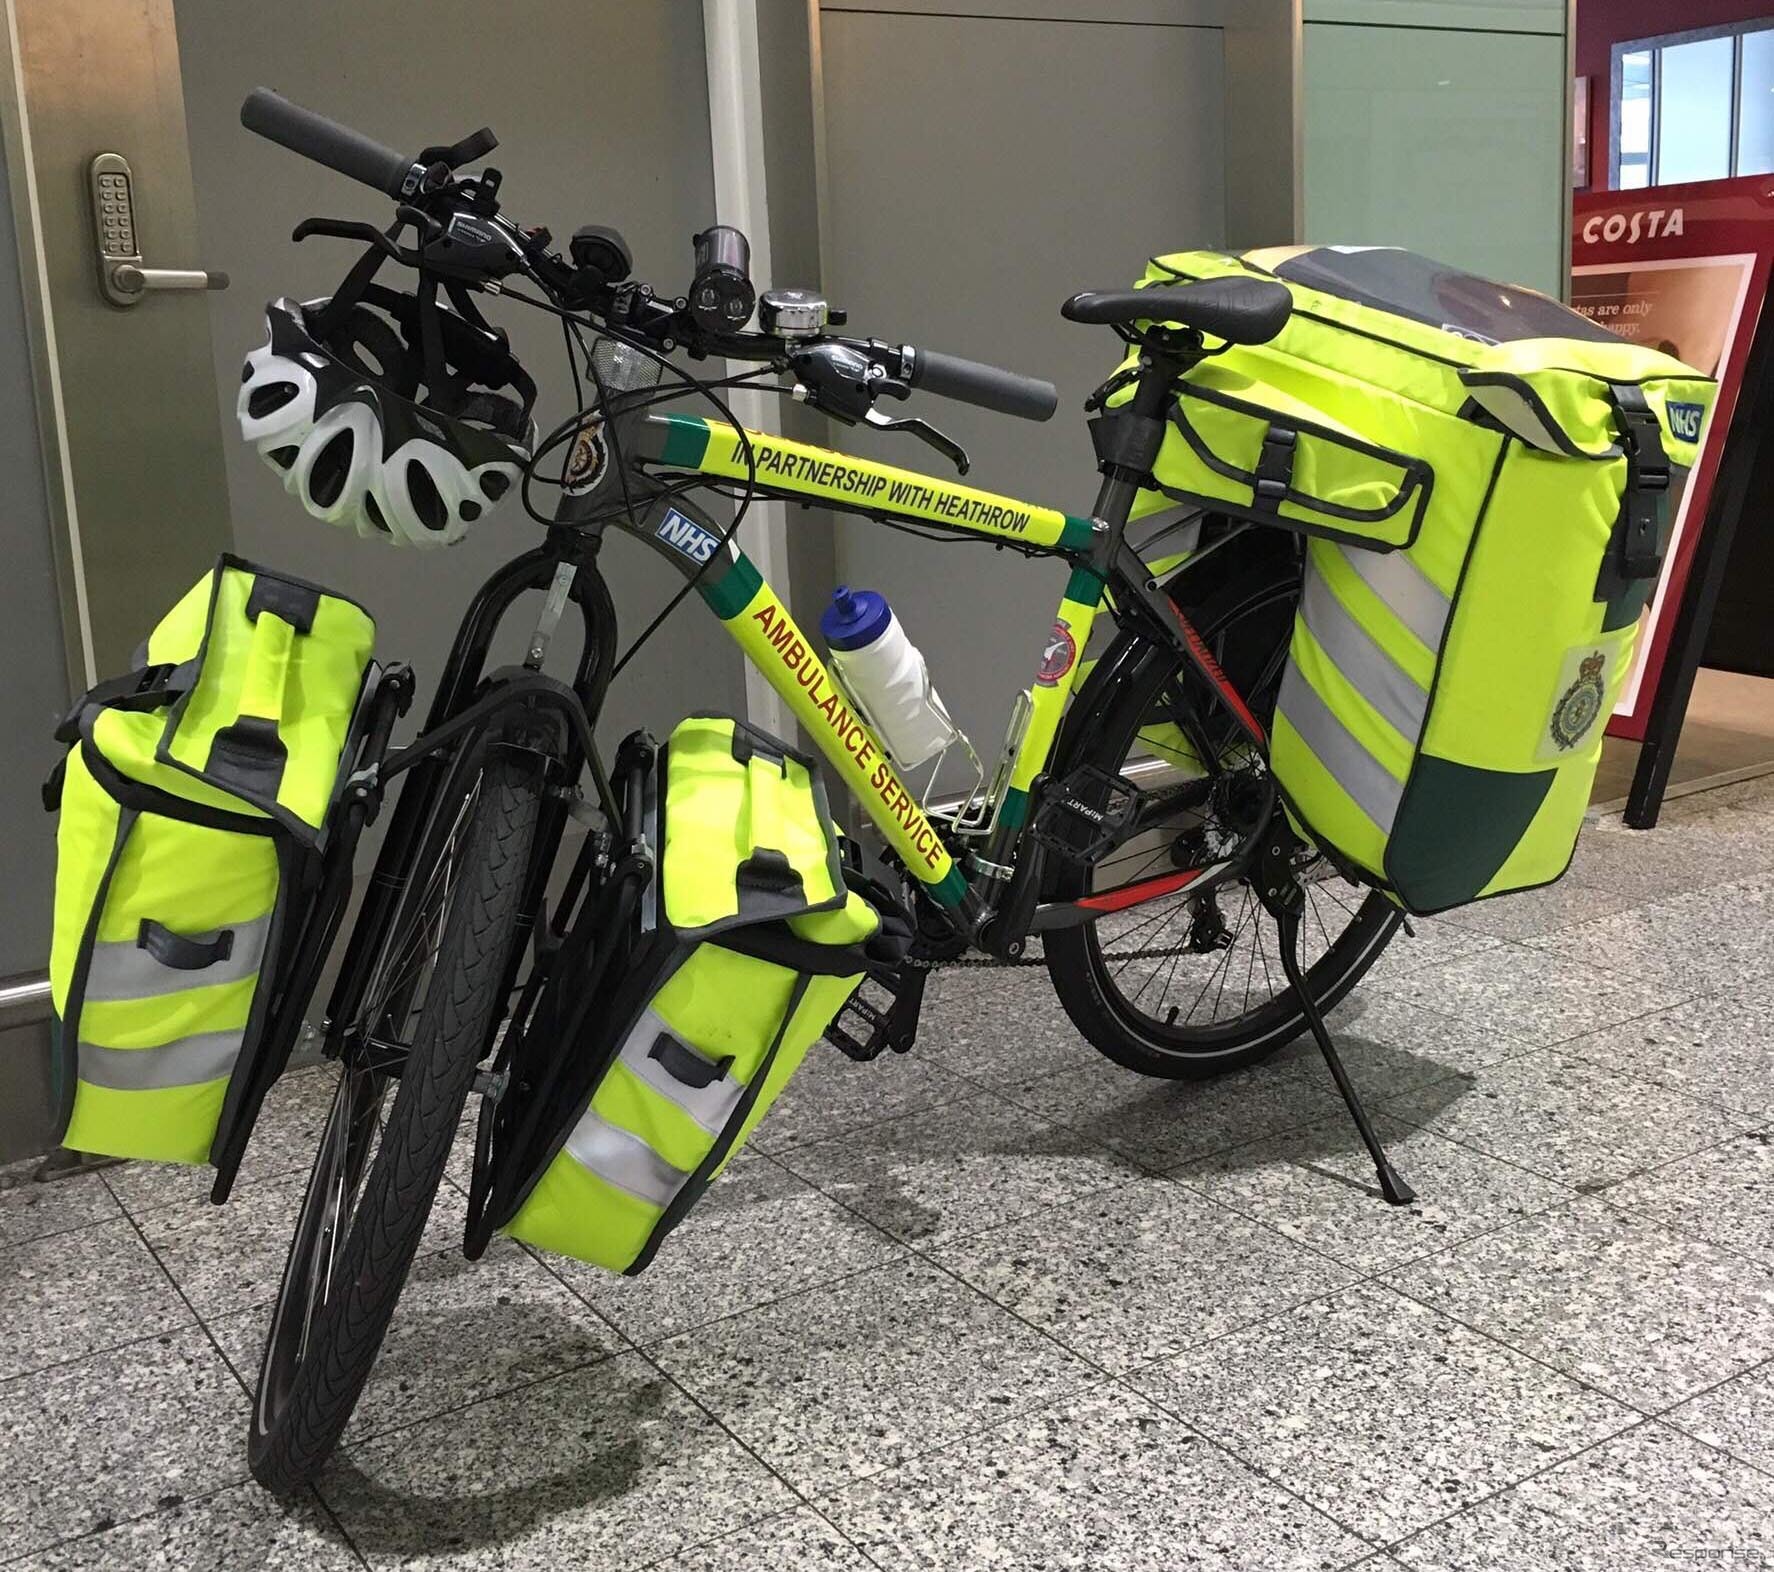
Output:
[930, 1177, 1356, 1375]
[0, 1217, 190, 1381]
[1556, 989, 1774, 1117]
[1393, 1421, 1774, 1571]
[101, 1066, 337, 1214]
[1566, 815, 1774, 900]
[1133, 1284, 1635, 1546]
[775, 1089, 1140, 1247]
[1174, 1112, 1573, 1274]
[1606, 1129, 1774, 1267]
[915, 971, 1099, 1092]
[0, 1327, 247, 1561]
[1001, 1054, 1341, 1170]
[1434, 878, 1638, 941]
[649, 1258, 1095, 1495]
[1387, 1196, 1774, 1410]
[1664, 1362, 1774, 1476]
[137, 1169, 467, 1322]
[652, 1507, 869, 1572]
[12, 1482, 360, 1571]
[1379, 1050, 1749, 1188]
[746, 1038, 976, 1155]
[210, 1241, 620, 1443]
[1361, 917, 1503, 986]
[1528, 874, 1774, 996]
[1277, 989, 1536, 1098]
[1374, 944, 1676, 1050]
[317, 1351, 796, 1569]
[0, 1169, 122, 1248]
[1658, 773, 1774, 821]
[825, 1384, 1367, 1572]
[542, 1154, 904, 1344]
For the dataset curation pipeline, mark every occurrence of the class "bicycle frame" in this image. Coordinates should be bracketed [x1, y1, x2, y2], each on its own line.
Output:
[552, 394, 1270, 948]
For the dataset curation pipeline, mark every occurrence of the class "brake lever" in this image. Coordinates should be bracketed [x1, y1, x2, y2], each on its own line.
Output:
[864, 408, 971, 476]
[291, 217, 422, 266]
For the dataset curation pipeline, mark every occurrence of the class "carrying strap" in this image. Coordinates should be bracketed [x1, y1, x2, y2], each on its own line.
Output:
[53, 662, 194, 746]
[1606, 382, 1671, 582]
[202, 589, 299, 801]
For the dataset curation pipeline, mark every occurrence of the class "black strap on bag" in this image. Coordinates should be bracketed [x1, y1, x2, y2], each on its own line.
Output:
[1251, 425, 1299, 513]
[51, 662, 195, 746]
[1606, 383, 1671, 581]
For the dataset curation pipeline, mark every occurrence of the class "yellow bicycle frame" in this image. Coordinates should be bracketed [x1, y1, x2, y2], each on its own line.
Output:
[631, 412, 1110, 909]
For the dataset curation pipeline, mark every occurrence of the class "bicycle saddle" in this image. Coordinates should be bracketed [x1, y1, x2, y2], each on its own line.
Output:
[1062, 277, 1293, 345]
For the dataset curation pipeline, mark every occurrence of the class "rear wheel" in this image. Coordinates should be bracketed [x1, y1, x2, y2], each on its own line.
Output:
[249, 726, 547, 1492]
[1045, 553, 1401, 1079]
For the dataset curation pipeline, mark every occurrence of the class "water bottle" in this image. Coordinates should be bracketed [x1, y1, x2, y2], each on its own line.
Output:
[820, 586, 959, 768]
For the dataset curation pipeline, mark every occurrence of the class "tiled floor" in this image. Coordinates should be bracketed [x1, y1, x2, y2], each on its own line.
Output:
[4, 778, 1774, 1569]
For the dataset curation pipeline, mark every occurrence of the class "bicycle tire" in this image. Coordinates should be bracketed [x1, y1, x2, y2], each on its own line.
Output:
[248, 733, 545, 1492]
[1045, 558, 1401, 1079]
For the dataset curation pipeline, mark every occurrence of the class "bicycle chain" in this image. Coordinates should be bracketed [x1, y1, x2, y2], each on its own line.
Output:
[910, 942, 1200, 972]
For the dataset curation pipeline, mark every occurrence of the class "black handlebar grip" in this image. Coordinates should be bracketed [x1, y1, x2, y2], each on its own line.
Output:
[241, 89, 418, 199]
[908, 347, 1059, 423]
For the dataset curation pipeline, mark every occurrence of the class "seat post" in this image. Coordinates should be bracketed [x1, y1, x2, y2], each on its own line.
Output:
[1085, 343, 1198, 540]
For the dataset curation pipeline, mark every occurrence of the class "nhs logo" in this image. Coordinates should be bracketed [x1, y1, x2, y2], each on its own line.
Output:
[1666, 401, 1705, 443]
[655, 507, 719, 564]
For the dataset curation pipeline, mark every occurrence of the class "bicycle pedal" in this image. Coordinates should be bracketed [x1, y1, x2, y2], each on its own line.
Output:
[1029, 764, 1139, 865]
[825, 965, 927, 1062]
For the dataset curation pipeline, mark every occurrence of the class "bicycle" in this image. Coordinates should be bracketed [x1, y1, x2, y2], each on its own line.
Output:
[232, 90, 1412, 1493]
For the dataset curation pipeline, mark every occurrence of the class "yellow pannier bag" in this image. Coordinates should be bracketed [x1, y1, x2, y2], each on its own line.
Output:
[500, 714, 908, 1274]
[1126, 246, 1716, 913]
[47, 557, 377, 1164]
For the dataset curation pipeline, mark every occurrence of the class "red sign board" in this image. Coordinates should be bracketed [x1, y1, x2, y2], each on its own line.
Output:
[1572, 177, 1774, 740]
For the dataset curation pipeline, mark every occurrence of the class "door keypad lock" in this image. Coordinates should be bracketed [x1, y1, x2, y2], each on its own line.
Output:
[89, 153, 228, 307]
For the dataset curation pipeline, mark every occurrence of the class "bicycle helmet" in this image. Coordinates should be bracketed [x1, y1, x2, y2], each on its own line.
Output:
[238, 283, 535, 548]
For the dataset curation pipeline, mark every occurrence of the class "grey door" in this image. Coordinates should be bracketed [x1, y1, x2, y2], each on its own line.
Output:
[0, 0, 234, 1160]
[817, 4, 1228, 774]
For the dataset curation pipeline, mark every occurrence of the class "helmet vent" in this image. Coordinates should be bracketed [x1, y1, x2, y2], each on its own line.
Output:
[247, 382, 300, 419]
[308, 430, 356, 508]
[479, 470, 511, 501]
[460, 500, 482, 523]
[362, 492, 391, 535]
[407, 460, 448, 532]
[267, 445, 299, 471]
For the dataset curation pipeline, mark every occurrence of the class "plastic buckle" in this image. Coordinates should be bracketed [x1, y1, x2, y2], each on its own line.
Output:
[1610, 385, 1671, 580]
[1252, 426, 1297, 511]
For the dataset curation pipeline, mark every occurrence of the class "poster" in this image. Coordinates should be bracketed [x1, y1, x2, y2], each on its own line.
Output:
[1571, 177, 1774, 740]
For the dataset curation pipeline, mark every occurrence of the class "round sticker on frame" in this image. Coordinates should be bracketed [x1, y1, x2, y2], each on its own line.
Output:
[1037, 619, 1077, 686]
[562, 420, 607, 494]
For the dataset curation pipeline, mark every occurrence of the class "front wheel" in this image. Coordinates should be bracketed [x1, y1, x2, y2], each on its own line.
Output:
[1044, 553, 1401, 1079]
[249, 725, 548, 1492]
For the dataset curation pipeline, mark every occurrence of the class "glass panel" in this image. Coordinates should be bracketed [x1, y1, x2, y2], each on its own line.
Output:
[1658, 34, 1735, 184]
[1739, 27, 1774, 177]
[1304, 26, 1567, 293]
[1618, 48, 1652, 189]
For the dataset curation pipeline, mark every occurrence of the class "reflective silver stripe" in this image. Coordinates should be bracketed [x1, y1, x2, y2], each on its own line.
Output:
[563, 1111, 688, 1209]
[77, 1030, 241, 1091]
[617, 1008, 741, 1136]
[1298, 568, 1429, 746]
[1334, 545, 1451, 652]
[1276, 665, 1402, 832]
[83, 913, 272, 1004]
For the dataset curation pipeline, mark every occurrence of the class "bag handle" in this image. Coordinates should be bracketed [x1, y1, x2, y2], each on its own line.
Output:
[201, 573, 310, 801]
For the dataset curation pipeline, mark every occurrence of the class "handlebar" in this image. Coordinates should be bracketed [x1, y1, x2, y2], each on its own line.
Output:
[908, 347, 1058, 423]
[241, 88, 418, 198]
[239, 89, 1060, 428]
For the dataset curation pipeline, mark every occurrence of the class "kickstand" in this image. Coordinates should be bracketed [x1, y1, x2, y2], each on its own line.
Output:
[1274, 905, 1415, 1205]
[1255, 815, 1416, 1206]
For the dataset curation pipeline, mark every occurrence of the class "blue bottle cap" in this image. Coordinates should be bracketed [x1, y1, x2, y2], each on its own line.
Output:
[820, 585, 892, 651]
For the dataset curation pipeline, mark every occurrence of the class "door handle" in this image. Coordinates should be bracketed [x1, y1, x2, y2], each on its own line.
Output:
[89, 152, 228, 307]
[109, 264, 229, 296]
